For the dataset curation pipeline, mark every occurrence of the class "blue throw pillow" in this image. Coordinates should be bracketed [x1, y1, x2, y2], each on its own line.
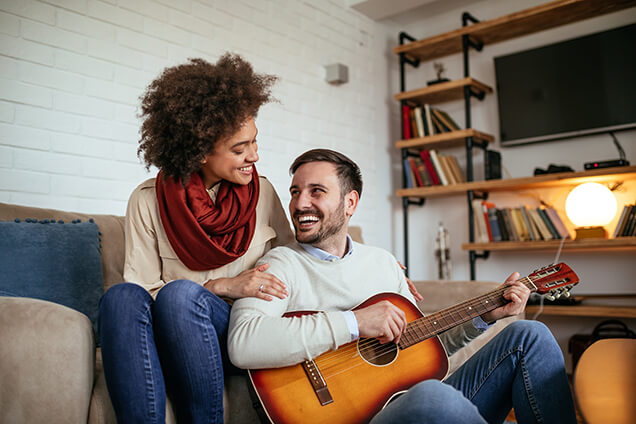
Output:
[0, 218, 104, 336]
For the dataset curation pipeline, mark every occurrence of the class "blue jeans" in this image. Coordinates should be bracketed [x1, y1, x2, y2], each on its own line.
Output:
[99, 280, 230, 424]
[371, 320, 576, 424]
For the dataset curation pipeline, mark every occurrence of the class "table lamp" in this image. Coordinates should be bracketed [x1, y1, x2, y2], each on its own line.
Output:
[565, 182, 617, 239]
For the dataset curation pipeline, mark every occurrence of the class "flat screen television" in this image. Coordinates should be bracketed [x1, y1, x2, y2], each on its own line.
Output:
[494, 23, 636, 146]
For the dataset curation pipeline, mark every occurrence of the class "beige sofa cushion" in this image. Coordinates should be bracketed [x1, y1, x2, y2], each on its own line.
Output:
[0, 297, 95, 423]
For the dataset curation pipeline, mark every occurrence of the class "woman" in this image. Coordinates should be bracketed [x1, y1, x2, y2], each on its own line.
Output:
[99, 54, 293, 424]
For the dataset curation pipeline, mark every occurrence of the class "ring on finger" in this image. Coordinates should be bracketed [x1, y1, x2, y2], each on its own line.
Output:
[259, 284, 264, 293]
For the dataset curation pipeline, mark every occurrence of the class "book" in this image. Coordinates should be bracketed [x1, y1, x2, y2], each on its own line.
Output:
[431, 108, 454, 132]
[401, 105, 412, 139]
[430, 112, 445, 133]
[447, 155, 465, 183]
[503, 208, 520, 241]
[545, 208, 571, 239]
[527, 208, 553, 240]
[612, 205, 630, 238]
[510, 207, 530, 241]
[482, 201, 497, 242]
[420, 107, 430, 136]
[438, 155, 456, 185]
[436, 108, 461, 131]
[403, 158, 414, 188]
[621, 205, 636, 236]
[414, 106, 425, 138]
[408, 157, 423, 187]
[428, 150, 448, 185]
[418, 150, 441, 185]
[423, 104, 435, 135]
[413, 156, 431, 186]
[495, 209, 510, 241]
[520, 206, 537, 240]
[487, 206, 503, 241]
[409, 109, 417, 139]
[472, 199, 489, 243]
[538, 208, 561, 239]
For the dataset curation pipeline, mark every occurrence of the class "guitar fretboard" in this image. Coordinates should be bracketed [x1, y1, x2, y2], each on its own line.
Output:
[398, 276, 536, 349]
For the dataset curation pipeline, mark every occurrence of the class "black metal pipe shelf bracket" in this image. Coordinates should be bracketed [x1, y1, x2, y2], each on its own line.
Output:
[399, 32, 420, 69]
[459, 11, 492, 280]
[462, 12, 480, 26]
[467, 87, 487, 101]
[398, 30, 423, 273]
[472, 139, 489, 150]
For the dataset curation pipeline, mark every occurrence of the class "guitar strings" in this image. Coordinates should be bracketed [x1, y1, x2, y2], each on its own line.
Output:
[317, 283, 514, 368]
[319, 271, 566, 377]
[314, 276, 544, 373]
[315, 284, 515, 371]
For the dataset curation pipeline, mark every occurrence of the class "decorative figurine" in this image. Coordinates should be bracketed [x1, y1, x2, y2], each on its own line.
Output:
[427, 62, 450, 86]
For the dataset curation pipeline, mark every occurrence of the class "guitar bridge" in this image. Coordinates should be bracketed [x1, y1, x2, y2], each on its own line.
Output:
[302, 360, 333, 406]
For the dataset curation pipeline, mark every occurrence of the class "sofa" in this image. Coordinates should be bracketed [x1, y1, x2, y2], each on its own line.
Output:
[0, 201, 519, 423]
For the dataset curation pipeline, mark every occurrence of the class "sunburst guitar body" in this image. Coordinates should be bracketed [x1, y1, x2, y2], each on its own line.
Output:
[248, 262, 579, 424]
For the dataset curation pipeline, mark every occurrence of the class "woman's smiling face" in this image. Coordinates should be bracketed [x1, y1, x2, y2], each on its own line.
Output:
[199, 117, 259, 188]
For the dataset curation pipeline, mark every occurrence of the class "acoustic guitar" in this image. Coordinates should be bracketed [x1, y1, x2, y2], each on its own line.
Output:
[248, 262, 579, 424]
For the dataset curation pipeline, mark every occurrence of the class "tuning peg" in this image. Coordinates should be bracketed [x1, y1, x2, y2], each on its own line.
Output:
[545, 294, 555, 302]
[562, 290, 571, 298]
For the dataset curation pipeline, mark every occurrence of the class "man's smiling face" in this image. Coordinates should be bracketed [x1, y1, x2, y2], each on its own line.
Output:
[288, 161, 347, 247]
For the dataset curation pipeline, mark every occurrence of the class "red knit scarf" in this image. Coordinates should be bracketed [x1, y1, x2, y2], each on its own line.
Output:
[155, 168, 259, 271]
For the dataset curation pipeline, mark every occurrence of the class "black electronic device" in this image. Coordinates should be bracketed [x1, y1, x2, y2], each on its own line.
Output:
[584, 159, 630, 170]
[495, 23, 636, 146]
[485, 150, 501, 180]
[583, 132, 631, 170]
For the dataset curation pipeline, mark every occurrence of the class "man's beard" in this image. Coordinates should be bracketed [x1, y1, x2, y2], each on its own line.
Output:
[294, 199, 346, 245]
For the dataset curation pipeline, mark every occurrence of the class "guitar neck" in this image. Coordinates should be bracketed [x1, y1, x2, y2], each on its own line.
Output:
[398, 276, 537, 349]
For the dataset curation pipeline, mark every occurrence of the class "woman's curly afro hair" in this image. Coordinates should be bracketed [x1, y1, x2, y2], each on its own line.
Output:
[137, 53, 277, 182]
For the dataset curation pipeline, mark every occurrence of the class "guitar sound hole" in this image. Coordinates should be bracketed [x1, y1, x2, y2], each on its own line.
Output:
[357, 338, 398, 366]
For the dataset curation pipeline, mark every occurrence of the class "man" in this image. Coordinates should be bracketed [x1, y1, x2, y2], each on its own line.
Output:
[228, 149, 576, 423]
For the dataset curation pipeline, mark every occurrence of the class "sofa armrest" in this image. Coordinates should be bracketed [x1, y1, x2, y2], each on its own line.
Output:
[0, 297, 95, 424]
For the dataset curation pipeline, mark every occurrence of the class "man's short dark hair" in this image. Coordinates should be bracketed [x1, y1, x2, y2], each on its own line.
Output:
[289, 149, 363, 198]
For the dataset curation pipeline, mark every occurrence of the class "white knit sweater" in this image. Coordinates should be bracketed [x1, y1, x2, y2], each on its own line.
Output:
[228, 241, 482, 369]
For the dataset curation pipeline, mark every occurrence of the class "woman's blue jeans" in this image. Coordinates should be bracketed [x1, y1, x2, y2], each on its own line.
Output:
[371, 320, 577, 424]
[99, 280, 230, 424]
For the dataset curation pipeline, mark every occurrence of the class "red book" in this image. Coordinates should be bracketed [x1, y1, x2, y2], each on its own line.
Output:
[402, 105, 412, 139]
[408, 157, 423, 187]
[418, 150, 441, 185]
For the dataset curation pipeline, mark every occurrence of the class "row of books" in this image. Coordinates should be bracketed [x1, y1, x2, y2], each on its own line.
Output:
[613, 203, 636, 237]
[401, 104, 461, 139]
[472, 201, 571, 243]
[403, 149, 466, 188]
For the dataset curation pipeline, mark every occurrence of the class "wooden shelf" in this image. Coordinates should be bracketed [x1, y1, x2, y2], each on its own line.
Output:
[526, 304, 636, 318]
[462, 238, 636, 252]
[396, 165, 636, 199]
[395, 129, 494, 150]
[393, 0, 636, 62]
[394, 77, 492, 104]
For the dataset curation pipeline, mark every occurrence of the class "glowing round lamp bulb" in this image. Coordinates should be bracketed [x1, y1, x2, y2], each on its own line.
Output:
[565, 182, 617, 227]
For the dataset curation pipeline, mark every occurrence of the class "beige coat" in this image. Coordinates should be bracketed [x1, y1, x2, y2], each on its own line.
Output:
[123, 176, 294, 298]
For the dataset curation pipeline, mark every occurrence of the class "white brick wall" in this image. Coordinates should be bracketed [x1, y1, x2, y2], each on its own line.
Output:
[0, 0, 398, 249]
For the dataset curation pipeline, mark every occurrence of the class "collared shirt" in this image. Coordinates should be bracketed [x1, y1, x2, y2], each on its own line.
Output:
[299, 235, 359, 340]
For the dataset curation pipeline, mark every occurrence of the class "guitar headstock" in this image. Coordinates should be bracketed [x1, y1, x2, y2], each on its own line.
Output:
[528, 262, 579, 301]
